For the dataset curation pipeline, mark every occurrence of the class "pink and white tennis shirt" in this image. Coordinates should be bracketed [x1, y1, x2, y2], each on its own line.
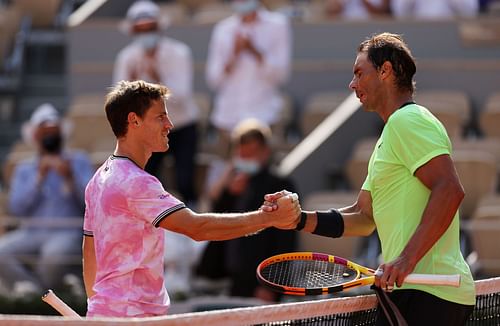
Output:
[84, 155, 185, 317]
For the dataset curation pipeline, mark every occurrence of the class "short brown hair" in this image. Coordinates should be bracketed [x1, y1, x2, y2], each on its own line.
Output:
[231, 118, 272, 147]
[104, 80, 170, 137]
[358, 32, 417, 94]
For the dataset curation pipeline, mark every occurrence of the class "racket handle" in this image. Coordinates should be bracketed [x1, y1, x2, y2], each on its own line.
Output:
[42, 289, 81, 318]
[405, 273, 461, 287]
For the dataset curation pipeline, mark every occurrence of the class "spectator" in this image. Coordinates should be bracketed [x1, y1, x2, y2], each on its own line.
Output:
[0, 103, 93, 295]
[113, 0, 199, 206]
[197, 119, 297, 302]
[206, 0, 291, 157]
[323, 0, 391, 19]
[391, 0, 478, 19]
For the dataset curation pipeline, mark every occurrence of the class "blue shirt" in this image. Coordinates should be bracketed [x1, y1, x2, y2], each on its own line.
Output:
[8, 150, 94, 221]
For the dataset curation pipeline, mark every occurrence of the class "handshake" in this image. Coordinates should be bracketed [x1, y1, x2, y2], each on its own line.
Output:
[259, 190, 302, 230]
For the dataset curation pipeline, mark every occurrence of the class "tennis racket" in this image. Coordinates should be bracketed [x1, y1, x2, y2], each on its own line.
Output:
[42, 289, 81, 318]
[256, 252, 461, 296]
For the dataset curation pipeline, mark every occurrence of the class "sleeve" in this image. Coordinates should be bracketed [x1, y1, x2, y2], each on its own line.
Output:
[450, 0, 478, 16]
[8, 162, 43, 216]
[159, 44, 193, 100]
[112, 50, 131, 84]
[127, 174, 186, 227]
[205, 23, 232, 90]
[258, 16, 291, 86]
[83, 184, 94, 237]
[386, 111, 451, 175]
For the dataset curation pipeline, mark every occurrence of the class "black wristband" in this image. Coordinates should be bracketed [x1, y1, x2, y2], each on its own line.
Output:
[295, 211, 307, 231]
[312, 208, 344, 238]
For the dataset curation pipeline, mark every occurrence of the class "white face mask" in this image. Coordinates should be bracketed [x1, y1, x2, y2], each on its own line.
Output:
[234, 157, 261, 175]
[232, 0, 259, 15]
[134, 32, 160, 51]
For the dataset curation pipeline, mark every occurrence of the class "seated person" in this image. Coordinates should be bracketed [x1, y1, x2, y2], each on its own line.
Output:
[0, 103, 94, 295]
[197, 119, 297, 302]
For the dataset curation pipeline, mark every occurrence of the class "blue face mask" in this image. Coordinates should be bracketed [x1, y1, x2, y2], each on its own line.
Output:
[234, 157, 261, 175]
[135, 32, 160, 51]
[232, 0, 259, 15]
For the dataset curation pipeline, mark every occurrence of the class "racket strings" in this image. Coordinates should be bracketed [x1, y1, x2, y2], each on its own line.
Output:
[261, 260, 357, 288]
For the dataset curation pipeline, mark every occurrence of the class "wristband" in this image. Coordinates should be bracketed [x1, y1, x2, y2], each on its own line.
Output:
[312, 209, 344, 238]
[295, 211, 307, 231]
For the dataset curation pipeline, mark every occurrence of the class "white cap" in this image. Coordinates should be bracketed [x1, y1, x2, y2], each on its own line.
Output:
[28, 103, 60, 128]
[126, 0, 160, 25]
[120, 0, 170, 34]
[21, 103, 72, 146]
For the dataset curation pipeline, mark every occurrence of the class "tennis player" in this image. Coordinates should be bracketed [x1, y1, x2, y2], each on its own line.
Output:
[82, 80, 300, 317]
[264, 33, 475, 325]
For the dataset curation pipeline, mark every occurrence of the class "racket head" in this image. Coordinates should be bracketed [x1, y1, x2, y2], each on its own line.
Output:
[256, 252, 376, 296]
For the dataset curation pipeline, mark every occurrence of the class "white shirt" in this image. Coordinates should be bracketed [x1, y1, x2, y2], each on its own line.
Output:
[391, 0, 478, 19]
[206, 10, 291, 131]
[113, 37, 199, 129]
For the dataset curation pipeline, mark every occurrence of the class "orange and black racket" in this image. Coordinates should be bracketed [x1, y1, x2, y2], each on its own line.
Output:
[256, 252, 460, 296]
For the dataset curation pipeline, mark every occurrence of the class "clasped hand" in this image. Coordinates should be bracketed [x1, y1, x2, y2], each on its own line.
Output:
[260, 190, 301, 230]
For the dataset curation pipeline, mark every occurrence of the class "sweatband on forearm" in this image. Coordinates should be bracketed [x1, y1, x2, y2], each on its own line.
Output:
[295, 211, 307, 231]
[312, 209, 344, 238]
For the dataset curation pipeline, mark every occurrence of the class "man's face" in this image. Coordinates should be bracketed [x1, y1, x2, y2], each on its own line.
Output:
[131, 20, 158, 34]
[136, 99, 173, 153]
[34, 123, 62, 154]
[349, 52, 383, 112]
[234, 139, 269, 174]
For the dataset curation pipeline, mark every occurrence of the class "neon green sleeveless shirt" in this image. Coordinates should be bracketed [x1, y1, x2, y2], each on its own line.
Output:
[362, 103, 475, 305]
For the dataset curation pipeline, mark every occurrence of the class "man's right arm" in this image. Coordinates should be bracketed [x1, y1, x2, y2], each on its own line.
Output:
[158, 194, 301, 241]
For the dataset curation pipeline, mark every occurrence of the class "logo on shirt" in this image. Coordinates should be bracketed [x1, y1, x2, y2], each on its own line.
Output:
[158, 194, 169, 199]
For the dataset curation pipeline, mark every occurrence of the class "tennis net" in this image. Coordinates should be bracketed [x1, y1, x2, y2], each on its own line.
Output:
[1, 277, 499, 325]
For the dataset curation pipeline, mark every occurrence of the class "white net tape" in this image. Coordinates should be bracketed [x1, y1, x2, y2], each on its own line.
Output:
[1, 277, 499, 326]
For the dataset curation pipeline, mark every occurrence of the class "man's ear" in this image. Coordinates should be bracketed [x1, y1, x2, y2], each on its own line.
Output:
[128, 112, 140, 127]
[379, 61, 393, 80]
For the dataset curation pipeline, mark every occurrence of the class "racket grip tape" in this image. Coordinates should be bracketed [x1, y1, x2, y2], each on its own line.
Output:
[404, 274, 461, 287]
[42, 289, 81, 317]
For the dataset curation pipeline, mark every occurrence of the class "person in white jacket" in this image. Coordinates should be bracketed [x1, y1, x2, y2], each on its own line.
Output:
[206, 0, 291, 157]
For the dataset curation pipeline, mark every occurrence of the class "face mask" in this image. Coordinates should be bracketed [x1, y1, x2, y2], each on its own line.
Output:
[41, 133, 62, 154]
[234, 157, 260, 175]
[232, 0, 259, 15]
[135, 32, 160, 51]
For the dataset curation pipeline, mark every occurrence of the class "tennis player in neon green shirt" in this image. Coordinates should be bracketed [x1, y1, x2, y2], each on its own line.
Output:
[264, 32, 475, 325]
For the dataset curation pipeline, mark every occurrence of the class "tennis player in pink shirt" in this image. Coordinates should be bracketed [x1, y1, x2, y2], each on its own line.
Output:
[82, 80, 300, 317]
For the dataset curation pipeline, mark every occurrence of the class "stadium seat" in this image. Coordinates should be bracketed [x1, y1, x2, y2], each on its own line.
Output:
[345, 147, 371, 191]
[191, 2, 233, 25]
[466, 195, 500, 276]
[67, 93, 106, 116]
[301, 91, 350, 137]
[12, 0, 62, 28]
[300, 191, 361, 259]
[479, 91, 500, 139]
[0, 7, 21, 70]
[159, 2, 189, 25]
[453, 149, 498, 219]
[415, 90, 470, 139]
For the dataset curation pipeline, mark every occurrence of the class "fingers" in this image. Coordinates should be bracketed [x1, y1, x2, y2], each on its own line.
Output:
[375, 265, 405, 292]
[264, 190, 291, 203]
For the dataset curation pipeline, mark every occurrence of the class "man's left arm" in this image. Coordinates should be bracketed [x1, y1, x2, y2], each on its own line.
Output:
[376, 154, 464, 289]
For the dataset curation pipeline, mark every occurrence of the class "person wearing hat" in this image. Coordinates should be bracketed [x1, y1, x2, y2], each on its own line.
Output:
[113, 0, 199, 207]
[0, 103, 94, 295]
